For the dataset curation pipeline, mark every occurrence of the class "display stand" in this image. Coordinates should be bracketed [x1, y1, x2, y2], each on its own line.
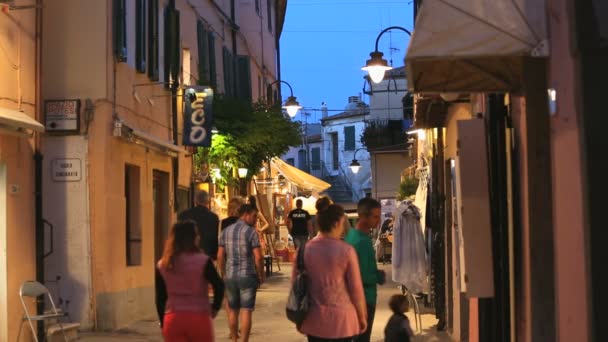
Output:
[400, 285, 423, 334]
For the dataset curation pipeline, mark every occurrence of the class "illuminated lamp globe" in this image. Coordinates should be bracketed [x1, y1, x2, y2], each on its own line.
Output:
[349, 159, 362, 174]
[238, 168, 248, 179]
[361, 51, 393, 84]
[283, 96, 302, 118]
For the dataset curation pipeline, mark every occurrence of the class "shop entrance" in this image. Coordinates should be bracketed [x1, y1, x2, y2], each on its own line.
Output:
[0, 162, 7, 341]
[153, 170, 170, 263]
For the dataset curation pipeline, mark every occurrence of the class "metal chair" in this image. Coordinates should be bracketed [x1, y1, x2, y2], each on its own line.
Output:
[17, 281, 68, 342]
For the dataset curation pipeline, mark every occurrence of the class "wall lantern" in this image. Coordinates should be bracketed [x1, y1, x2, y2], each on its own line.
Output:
[238, 167, 248, 179]
[267, 80, 302, 117]
[362, 26, 412, 84]
[349, 148, 367, 174]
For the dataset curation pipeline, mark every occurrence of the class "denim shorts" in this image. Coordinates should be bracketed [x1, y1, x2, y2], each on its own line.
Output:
[224, 277, 258, 310]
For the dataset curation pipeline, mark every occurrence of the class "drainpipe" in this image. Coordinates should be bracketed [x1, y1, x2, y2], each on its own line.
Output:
[34, 0, 45, 339]
[275, 1, 282, 101]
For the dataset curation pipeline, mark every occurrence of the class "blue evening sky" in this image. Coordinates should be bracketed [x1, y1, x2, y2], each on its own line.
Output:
[280, 0, 414, 123]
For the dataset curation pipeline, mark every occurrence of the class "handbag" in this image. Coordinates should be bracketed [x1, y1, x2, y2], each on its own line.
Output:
[285, 244, 309, 326]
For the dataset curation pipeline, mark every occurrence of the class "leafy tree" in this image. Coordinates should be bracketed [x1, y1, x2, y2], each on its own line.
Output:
[194, 96, 301, 187]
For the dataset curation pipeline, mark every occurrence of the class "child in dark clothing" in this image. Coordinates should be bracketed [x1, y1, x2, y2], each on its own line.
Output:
[384, 294, 414, 342]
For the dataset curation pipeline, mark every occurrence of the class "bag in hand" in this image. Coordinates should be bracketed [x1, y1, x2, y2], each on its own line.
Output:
[286, 245, 309, 326]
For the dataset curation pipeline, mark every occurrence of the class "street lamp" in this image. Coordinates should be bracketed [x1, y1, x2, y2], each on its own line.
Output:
[238, 167, 248, 178]
[362, 26, 412, 84]
[349, 148, 367, 174]
[267, 80, 302, 117]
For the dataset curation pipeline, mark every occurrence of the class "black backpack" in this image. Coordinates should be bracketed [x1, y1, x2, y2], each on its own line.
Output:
[285, 244, 309, 326]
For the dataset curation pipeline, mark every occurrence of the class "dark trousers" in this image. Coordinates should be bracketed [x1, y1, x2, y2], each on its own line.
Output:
[353, 303, 376, 342]
[307, 336, 354, 342]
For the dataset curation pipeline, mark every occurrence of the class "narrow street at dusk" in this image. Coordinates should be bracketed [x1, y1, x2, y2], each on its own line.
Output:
[78, 263, 450, 342]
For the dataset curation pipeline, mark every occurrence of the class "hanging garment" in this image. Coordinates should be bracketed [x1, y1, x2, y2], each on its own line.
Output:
[392, 200, 429, 293]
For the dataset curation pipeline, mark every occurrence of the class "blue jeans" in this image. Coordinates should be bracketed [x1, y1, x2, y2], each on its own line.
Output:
[225, 277, 258, 310]
[293, 235, 309, 250]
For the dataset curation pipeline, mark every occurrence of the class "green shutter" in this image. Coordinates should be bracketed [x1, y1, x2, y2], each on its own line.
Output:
[136, 0, 146, 73]
[207, 32, 217, 88]
[196, 20, 210, 85]
[311, 147, 321, 170]
[223, 47, 235, 97]
[147, 0, 159, 80]
[164, 6, 180, 88]
[344, 126, 355, 151]
[236, 55, 252, 101]
[113, 0, 127, 62]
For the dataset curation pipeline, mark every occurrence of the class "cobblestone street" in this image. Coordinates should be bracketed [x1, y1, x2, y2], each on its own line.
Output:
[78, 263, 451, 342]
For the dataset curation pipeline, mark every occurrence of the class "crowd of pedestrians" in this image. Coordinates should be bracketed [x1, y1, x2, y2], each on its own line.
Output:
[155, 190, 413, 342]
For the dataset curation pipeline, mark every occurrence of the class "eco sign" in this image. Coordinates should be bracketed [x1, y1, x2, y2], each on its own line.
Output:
[183, 86, 214, 147]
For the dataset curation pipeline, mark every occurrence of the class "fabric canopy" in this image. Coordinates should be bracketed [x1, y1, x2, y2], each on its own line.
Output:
[406, 0, 548, 92]
[270, 158, 331, 193]
[0, 107, 45, 134]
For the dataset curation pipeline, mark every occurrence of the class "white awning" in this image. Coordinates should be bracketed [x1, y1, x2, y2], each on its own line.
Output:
[270, 158, 331, 193]
[406, 0, 549, 92]
[0, 107, 45, 136]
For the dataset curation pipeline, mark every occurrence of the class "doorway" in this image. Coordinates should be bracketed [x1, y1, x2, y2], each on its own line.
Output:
[153, 170, 170, 263]
[0, 162, 6, 341]
[331, 133, 339, 170]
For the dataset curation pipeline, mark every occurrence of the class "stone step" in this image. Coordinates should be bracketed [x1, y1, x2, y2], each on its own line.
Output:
[47, 322, 80, 341]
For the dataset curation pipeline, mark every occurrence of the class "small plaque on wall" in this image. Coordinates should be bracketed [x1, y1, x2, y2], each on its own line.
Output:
[45, 99, 81, 133]
[52, 158, 82, 182]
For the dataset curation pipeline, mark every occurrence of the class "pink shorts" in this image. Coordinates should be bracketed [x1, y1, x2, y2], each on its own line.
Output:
[162, 312, 214, 342]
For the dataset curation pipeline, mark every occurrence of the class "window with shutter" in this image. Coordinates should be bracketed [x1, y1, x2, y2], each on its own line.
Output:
[207, 32, 217, 88]
[164, 6, 180, 88]
[344, 126, 355, 151]
[148, 0, 159, 80]
[196, 20, 210, 85]
[266, 0, 272, 32]
[311, 147, 321, 170]
[113, 0, 127, 62]
[135, 0, 146, 73]
[236, 55, 252, 101]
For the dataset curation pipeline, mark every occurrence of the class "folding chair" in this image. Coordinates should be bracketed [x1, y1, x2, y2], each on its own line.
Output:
[17, 281, 68, 342]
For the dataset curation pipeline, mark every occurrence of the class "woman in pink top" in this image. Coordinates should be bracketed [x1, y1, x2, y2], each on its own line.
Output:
[156, 220, 225, 342]
[294, 204, 368, 342]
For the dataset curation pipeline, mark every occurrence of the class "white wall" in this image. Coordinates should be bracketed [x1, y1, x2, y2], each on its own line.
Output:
[368, 77, 408, 120]
[42, 136, 93, 328]
[321, 114, 371, 200]
[371, 152, 412, 199]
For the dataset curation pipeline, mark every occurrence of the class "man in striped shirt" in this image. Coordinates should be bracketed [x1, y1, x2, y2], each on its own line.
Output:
[217, 204, 265, 342]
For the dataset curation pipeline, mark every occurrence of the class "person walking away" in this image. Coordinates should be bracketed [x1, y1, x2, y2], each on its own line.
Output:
[295, 204, 367, 342]
[178, 191, 220, 260]
[287, 199, 313, 250]
[222, 196, 245, 231]
[345, 197, 386, 342]
[217, 204, 265, 342]
[156, 220, 225, 342]
[384, 294, 414, 342]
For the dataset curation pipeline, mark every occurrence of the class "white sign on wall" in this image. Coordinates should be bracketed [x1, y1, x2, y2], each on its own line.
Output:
[45, 100, 80, 133]
[52, 159, 81, 182]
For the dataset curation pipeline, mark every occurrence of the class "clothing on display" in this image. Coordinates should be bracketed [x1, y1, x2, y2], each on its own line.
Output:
[391, 200, 429, 294]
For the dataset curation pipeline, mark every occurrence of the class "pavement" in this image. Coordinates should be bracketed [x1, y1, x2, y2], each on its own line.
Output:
[78, 263, 452, 342]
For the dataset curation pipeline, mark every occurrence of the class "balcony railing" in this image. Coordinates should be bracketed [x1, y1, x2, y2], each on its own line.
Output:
[362, 119, 411, 150]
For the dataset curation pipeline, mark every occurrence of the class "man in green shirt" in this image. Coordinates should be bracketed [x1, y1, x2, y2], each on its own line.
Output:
[345, 197, 386, 342]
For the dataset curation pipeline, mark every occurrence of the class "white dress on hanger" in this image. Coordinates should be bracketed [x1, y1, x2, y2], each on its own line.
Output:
[392, 200, 429, 293]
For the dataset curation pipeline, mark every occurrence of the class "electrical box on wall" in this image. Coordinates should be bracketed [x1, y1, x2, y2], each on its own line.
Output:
[456, 118, 495, 298]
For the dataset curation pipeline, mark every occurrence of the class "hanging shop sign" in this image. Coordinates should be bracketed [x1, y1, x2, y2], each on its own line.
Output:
[44, 99, 81, 133]
[183, 86, 214, 147]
